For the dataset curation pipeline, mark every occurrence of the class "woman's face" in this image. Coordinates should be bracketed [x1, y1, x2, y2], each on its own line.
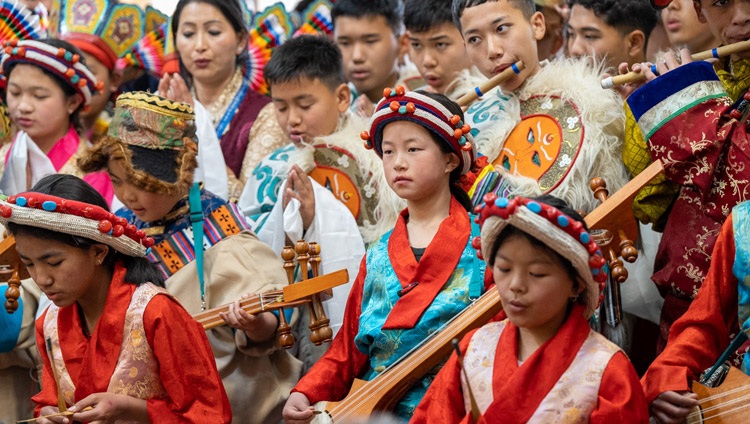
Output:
[175, 1, 246, 88]
[5, 64, 80, 147]
[15, 233, 108, 308]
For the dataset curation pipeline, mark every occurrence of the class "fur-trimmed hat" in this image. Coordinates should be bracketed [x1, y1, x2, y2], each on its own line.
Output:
[360, 87, 478, 176]
[472, 194, 608, 319]
[78, 91, 198, 196]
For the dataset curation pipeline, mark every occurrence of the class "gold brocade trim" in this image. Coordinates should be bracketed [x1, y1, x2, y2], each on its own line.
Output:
[115, 92, 194, 118]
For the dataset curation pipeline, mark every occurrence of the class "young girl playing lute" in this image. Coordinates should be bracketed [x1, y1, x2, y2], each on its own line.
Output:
[412, 194, 649, 423]
[1, 173, 230, 423]
[282, 88, 492, 422]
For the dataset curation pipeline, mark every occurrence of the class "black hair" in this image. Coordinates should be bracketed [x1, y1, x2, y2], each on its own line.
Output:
[6, 174, 165, 287]
[332, 0, 405, 35]
[404, 0, 456, 33]
[415, 90, 473, 212]
[264, 35, 345, 92]
[171, 0, 249, 88]
[567, 0, 658, 39]
[487, 194, 588, 298]
[3, 39, 87, 134]
[452, 0, 537, 31]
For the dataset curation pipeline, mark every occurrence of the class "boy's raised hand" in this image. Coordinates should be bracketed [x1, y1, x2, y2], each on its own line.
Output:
[283, 165, 316, 232]
[650, 390, 699, 423]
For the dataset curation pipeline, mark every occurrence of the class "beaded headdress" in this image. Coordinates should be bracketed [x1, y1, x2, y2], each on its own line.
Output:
[360, 87, 478, 176]
[0, 39, 102, 107]
[0, 192, 154, 256]
[58, 0, 145, 71]
[473, 194, 608, 319]
[78, 91, 198, 195]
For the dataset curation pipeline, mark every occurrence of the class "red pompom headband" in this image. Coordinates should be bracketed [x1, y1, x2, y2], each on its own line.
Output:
[360, 86, 477, 176]
[473, 194, 607, 319]
[0, 193, 154, 257]
[0, 40, 103, 108]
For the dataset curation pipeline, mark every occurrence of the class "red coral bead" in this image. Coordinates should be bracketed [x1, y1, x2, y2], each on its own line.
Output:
[98, 220, 113, 233]
[395, 86, 406, 96]
[112, 225, 125, 237]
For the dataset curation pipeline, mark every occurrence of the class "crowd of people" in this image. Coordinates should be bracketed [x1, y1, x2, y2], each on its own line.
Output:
[0, 0, 748, 423]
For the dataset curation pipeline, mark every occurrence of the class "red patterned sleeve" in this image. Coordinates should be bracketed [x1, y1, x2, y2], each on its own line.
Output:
[410, 329, 478, 424]
[292, 256, 371, 403]
[640, 216, 739, 402]
[591, 352, 649, 423]
[143, 295, 232, 422]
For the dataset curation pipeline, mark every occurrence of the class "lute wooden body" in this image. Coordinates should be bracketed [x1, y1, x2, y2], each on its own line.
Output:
[320, 289, 503, 422]
[688, 367, 750, 423]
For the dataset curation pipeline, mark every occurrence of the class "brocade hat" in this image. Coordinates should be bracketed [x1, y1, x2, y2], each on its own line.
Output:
[360, 87, 478, 176]
[0, 191, 154, 256]
[473, 194, 608, 319]
[78, 91, 198, 196]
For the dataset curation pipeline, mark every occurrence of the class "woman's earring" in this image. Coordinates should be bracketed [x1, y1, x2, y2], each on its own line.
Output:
[570, 293, 579, 302]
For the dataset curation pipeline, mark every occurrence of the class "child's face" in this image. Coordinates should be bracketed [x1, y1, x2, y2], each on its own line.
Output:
[6, 64, 80, 146]
[460, 0, 545, 92]
[696, 0, 750, 59]
[107, 159, 183, 223]
[334, 15, 406, 101]
[80, 52, 119, 123]
[16, 233, 108, 308]
[270, 77, 350, 146]
[380, 121, 458, 202]
[662, 0, 717, 52]
[408, 22, 471, 94]
[492, 234, 579, 339]
[566, 5, 637, 69]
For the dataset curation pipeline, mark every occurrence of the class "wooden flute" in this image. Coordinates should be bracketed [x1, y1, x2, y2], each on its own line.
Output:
[457, 61, 525, 107]
[601, 39, 750, 89]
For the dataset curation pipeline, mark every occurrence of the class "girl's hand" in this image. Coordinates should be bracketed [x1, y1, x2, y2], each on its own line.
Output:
[63, 393, 148, 423]
[220, 295, 278, 342]
[283, 392, 316, 424]
[282, 165, 316, 231]
[650, 390, 699, 424]
[36, 405, 68, 423]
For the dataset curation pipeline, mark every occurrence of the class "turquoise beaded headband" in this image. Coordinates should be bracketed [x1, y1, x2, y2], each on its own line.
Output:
[473, 194, 607, 319]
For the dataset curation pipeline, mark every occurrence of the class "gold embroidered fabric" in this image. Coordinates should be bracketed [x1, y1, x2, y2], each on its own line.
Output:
[43, 284, 168, 406]
[108, 284, 167, 399]
[623, 104, 680, 229]
[716, 58, 750, 102]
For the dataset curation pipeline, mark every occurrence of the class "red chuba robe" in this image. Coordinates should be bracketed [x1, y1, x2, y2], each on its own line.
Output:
[641, 213, 747, 403]
[412, 304, 648, 423]
[626, 61, 750, 350]
[32, 264, 231, 422]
